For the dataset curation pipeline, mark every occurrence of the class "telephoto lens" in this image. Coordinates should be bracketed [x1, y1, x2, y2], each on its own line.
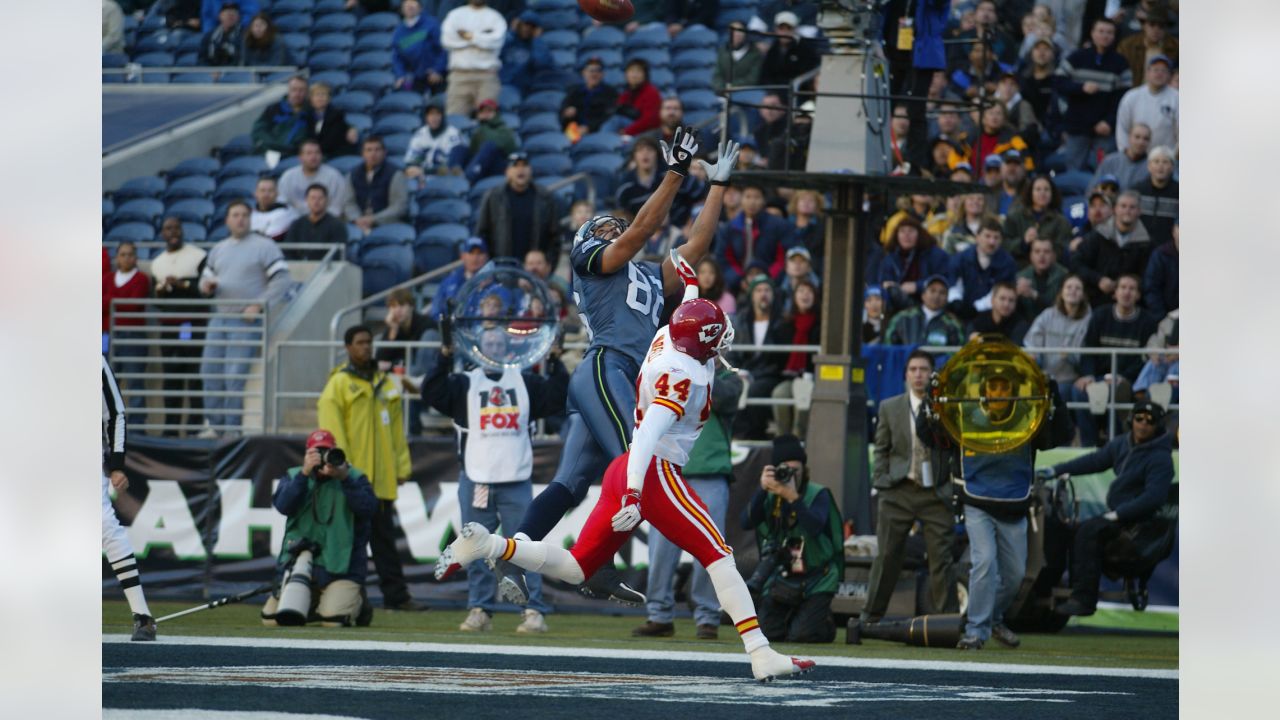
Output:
[321, 447, 346, 467]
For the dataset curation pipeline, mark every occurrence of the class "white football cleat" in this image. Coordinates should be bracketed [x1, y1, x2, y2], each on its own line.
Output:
[750, 647, 816, 682]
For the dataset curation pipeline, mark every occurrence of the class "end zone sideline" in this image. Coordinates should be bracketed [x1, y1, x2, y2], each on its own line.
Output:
[102, 634, 1177, 679]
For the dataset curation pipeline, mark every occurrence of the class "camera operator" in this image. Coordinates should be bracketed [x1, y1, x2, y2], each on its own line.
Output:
[261, 430, 378, 627]
[740, 435, 844, 643]
[1038, 400, 1174, 617]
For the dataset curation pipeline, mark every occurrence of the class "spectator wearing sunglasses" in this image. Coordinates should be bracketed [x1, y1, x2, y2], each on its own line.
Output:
[1036, 399, 1175, 617]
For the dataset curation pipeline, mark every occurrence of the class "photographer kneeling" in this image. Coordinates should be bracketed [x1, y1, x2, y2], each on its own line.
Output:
[740, 435, 844, 643]
[262, 429, 379, 627]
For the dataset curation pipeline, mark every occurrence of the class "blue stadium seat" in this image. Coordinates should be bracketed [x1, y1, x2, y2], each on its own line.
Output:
[364, 222, 415, 248]
[520, 90, 566, 118]
[102, 197, 115, 228]
[672, 24, 718, 52]
[329, 155, 365, 174]
[218, 156, 269, 181]
[467, 176, 506, 211]
[169, 156, 221, 180]
[140, 71, 173, 84]
[529, 68, 577, 93]
[164, 175, 216, 201]
[103, 52, 128, 68]
[536, 176, 577, 206]
[501, 112, 522, 132]
[135, 29, 192, 54]
[213, 176, 259, 203]
[180, 222, 208, 242]
[359, 244, 413, 296]
[356, 12, 398, 35]
[418, 199, 472, 226]
[579, 26, 625, 53]
[176, 33, 204, 54]
[549, 49, 576, 69]
[311, 32, 355, 53]
[309, 70, 351, 94]
[112, 198, 166, 228]
[680, 89, 721, 112]
[354, 31, 393, 52]
[217, 71, 255, 83]
[650, 66, 676, 90]
[218, 134, 254, 161]
[282, 32, 311, 61]
[134, 51, 176, 66]
[577, 47, 622, 69]
[374, 91, 425, 117]
[540, 29, 580, 51]
[626, 48, 671, 69]
[274, 13, 314, 34]
[105, 222, 156, 245]
[625, 24, 671, 51]
[166, 198, 216, 227]
[447, 114, 477, 134]
[349, 70, 394, 95]
[570, 132, 623, 159]
[418, 175, 470, 200]
[530, 0, 577, 9]
[523, 132, 570, 156]
[314, 0, 348, 14]
[208, 224, 231, 242]
[574, 153, 625, 198]
[498, 84, 523, 110]
[273, 156, 302, 177]
[534, 8, 579, 31]
[174, 52, 199, 67]
[270, 0, 315, 17]
[672, 48, 716, 71]
[529, 153, 572, 177]
[313, 12, 357, 34]
[520, 112, 561, 136]
[345, 112, 373, 135]
[113, 176, 166, 202]
[372, 113, 421, 136]
[352, 50, 393, 72]
[684, 109, 719, 127]
[381, 132, 412, 158]
[309, 50, 352, 72]
[716, 9, 755, 30]
[414, 224, 468, 273]
[675, 69, 714, 92]
[332, 90, 375, 114]
[173, 71, 216, 83]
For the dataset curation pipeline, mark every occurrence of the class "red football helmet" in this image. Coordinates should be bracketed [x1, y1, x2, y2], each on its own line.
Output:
[668, 298, 733, 362]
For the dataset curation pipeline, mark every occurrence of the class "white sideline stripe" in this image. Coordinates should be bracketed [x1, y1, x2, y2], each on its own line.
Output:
[103, 634, 1178, 680]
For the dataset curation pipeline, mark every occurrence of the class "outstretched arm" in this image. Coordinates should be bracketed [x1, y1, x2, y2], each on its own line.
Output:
[597, 127, 701, 275]
[662, 139, 740, 295]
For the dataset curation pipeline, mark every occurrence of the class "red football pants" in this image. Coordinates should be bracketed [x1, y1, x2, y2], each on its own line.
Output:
[570, 452, 734, 577]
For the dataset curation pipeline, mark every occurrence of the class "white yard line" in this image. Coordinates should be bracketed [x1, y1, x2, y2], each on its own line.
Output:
[103, 634, 1177, 680]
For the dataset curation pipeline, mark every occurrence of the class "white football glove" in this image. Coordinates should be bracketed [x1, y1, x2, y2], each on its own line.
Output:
[696, 140, 741, 186]
[660, 126, 700, 176]
[611, 490, 643, 533]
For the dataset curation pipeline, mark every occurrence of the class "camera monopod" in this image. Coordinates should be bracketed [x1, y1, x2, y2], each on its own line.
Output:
[154, 583, 275, 624]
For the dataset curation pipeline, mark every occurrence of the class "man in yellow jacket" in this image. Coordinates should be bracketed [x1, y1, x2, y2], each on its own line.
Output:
[318, 324, 421, 610]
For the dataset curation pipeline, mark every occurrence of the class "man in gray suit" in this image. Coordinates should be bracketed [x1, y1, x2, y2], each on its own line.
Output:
[862, 349, 958, 622]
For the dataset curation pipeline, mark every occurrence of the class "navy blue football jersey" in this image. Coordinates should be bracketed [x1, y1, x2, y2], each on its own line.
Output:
[570, 236, 666, 365]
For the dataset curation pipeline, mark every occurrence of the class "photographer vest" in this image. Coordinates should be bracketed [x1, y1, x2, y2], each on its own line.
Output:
[460, 367, 532, 484]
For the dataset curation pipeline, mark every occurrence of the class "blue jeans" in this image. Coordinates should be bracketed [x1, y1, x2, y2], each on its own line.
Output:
[200, 316, 260, 431]
[963, 505, 1027, 642]
[112, 329, 149, 421]
[1059, 133, 1116, 172]
[645, 475, 730, 627]
[458, 472, 550, 614]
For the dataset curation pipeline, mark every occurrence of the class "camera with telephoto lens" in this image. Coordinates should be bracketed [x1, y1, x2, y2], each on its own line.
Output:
[318, 447, 346, 468]
[746, 541, 784, 595]
[774, 464, 799, 485]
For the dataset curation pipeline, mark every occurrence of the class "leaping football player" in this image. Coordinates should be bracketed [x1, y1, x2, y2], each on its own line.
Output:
[438, 128, 740, 605]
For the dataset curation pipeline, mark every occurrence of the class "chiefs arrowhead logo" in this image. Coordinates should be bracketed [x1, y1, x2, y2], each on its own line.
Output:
[697, 323, 723, 343]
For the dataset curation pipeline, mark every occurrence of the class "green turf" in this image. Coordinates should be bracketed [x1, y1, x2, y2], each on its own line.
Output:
[104, 600, 1177, 670]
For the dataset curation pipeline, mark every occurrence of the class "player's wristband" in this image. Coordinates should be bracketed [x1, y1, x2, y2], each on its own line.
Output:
[709, 179, 729, 187]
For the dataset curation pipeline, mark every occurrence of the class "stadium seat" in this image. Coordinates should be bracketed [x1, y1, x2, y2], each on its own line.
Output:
[577, 47, 622, 69]
[112, 198, 166, 229]
[570, 132, 623, 159]
[135, 29, 191, 54]
[102, 197, 115, 228]
[372, 113, 421, 136]
[179, 222, 207, 242]
[208, 224, 231, 242]
[419, 175, 470, 199]
[216, 71, 255, 83]
[213, 176, 260, 203]
[314, 0, 349, 15]
[345, 112, 373, 136]
[381, 133, 412, 158]
[625, 24, 671, 51]
[672, 24, 718, 52]
[536, 176, 577, 206]
[134, 51, 175, 66]
[355, 12, 398, 35]
[218, 156, 269, 181]
[174, 52, 199, 67]
[447, 114, 477, 134]
[273, 156, 302, 177]
[270, 0, 314, 17]
[311, 32, 355, 53]
[574, 153, 625, 198]
[684, 109, 718, 127]
[313, 12, 357, 34]
[140, 71, 173, 84]
[498, 84, 523, 110]
[164, 175, 216, 201]
[675, 69, 714, 92]
[680, 89, 721, 112]
[374, 91, 426, 117]
[309, 50, 352, 72]
[529, 153, 572, 177]
[529, 68, 577, 93]
[716, 9, 756, 31]
[103, 52, 128, 68]
[579, 25, 625, 52]
[534, 8, 579, 31]
[363, 222, 415, 248]
[217, 134, 254, 161]
[166, 198, 216, 227]
[650, 66, 676, 90]
[169, 156, 221, 180]
[331, 90, 375, 114]
[173, 72, 216, 84]
[106, 222, 157, 245]
[466, 176, 506, 212]
[414, 224, 469, 273]
[310, 70, 352, 93]
[273, 13, 314, 34]
[520, 112, 561, 137]
[359, 244, 413, 296]
[282, 32, 311, 61]
[500, 112, 522, 132]
[727, 88, 766, 129]
[530, 0, 577, 9]
[354, 31, 393, 53]
[523, 132, 570, 156]
[418, 199, 472, 226]
[329, 155, 365, 174]
[349, 70, 395, 95]
[520, 90, 566, 118]
[352, 50, 394, 72]
[113, 176, 166, 202]
[540, 29, 580, 51]
[672, 48, 716, 71]
[1053, 170, 1093, 197]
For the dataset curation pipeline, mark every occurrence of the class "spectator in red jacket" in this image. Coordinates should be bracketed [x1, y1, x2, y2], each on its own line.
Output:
[605, 59, 662, 140]
[103, 241, 152, 421]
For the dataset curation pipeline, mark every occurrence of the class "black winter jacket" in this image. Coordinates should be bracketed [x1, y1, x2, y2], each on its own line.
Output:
[1053, 430, 1174, 523]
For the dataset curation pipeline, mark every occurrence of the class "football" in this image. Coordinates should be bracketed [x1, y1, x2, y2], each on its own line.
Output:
[578, 0, 635, 24]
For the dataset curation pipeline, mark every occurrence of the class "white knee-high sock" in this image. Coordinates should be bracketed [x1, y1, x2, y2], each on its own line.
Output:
[705, 556, 768, 654]
[496, 538, 585, 584]
[110, 554, 151, 616]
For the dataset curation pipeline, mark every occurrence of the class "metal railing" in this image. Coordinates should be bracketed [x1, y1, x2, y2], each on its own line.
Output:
[102, 65, 299, 84]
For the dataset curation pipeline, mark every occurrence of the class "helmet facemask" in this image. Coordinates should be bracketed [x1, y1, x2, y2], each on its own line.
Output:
[573, 215, 631, 247]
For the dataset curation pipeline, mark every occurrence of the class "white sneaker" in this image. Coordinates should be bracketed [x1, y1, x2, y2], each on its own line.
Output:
[516, 609, 548, 633]
[459, 607, 492, 632]
[435, 522, 495, 580]
[749, 647, 816, 682]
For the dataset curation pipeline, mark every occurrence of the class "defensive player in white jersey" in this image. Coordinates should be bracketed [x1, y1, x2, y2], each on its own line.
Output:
[441, 267, 816, 681]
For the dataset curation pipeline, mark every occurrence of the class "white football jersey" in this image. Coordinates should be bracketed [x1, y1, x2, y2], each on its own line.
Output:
[634, 326, 716, 467]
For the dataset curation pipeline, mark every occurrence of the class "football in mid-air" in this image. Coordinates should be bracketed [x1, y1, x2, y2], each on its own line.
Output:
[578, 0, 634, 24]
